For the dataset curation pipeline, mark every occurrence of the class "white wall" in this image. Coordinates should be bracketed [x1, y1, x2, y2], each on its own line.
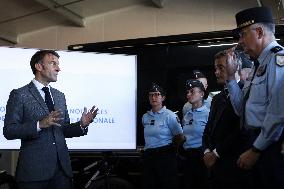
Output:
[14, 0, 256, 50]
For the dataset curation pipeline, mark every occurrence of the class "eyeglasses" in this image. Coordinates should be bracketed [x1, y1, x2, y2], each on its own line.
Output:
[238, 27, 257, 38]
[148, 93, 161, 98]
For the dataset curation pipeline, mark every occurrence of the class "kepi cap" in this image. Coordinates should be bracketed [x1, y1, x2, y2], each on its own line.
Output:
[186, 79, 209, 99]
[234, 7, 274, 31]
[148, 82, 166, 96]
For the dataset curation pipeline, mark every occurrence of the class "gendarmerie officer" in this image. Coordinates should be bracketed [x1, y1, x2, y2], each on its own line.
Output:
[142, 83, 185, 189]
[226, 7, 284, 188]
[181, 79, 209, 189]
[182, 70, 212, 115]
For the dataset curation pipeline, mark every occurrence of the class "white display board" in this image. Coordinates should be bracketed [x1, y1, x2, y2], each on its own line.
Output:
[0, 47, 137, 150]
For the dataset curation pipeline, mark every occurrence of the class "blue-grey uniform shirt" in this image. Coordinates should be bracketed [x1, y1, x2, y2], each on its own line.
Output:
[182, 105, 209, 149]
[182, 96, 212, 116]
[142, 106, 183, 149]
[227, 41, 284, 150]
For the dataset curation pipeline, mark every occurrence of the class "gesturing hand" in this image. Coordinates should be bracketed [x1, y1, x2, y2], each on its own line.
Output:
[39, 110, 64, 128]
[80, 106, 99, 128]
[226, 48, 239, 81]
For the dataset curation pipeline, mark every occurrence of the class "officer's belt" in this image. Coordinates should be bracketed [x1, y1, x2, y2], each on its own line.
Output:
[145, 144, 175, 154]
[183, 147, 202, 158]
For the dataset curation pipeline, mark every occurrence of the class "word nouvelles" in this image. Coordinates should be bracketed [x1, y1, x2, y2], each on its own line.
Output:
[68, 108, 115, 125]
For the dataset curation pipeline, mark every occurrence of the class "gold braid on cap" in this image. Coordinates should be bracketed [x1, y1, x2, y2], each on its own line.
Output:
[238, 20, 255, 28]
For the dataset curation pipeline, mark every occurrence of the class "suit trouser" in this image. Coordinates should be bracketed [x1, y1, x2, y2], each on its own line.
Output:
[208, 156, 254, 189]
[17, 160, 72, 189]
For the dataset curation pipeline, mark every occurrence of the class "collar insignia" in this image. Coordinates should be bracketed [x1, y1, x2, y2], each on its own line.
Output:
[256, 64, 267, 77]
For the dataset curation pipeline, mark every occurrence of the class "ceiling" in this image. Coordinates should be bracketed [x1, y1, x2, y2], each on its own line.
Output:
[0, 0, 283, 44]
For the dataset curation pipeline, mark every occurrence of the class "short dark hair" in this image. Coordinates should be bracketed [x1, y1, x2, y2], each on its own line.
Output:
[30, 50, 60, 75]
[214, 50, 227, 61]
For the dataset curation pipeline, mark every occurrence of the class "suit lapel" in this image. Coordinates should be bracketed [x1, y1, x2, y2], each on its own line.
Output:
[211, 91, 228, 134]
[28, 82, 50, 114]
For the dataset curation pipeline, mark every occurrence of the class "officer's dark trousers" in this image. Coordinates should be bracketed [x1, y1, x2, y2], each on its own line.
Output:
[252, 140, 284, 189]
[181, 147, 208, 189]
[247, 129, 284, 189]
[142, 145, 178, 189]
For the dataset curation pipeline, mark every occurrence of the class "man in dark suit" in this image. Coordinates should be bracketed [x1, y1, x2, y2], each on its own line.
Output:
[3, 50, 98, 189]
[202, 50, 251, 189]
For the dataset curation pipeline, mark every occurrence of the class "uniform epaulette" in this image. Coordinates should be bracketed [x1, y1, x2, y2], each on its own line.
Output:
[270, 46, 283, 53]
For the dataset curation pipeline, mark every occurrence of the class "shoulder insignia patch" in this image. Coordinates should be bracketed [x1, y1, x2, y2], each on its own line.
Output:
[270, 46, 283, 53]
[256, 64, 267, 76]
[276, 55, 284, 67]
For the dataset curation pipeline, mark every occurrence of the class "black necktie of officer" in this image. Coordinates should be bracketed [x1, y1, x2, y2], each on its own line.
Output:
[240, 59, 260, 128]
[42, 87, 55, 112]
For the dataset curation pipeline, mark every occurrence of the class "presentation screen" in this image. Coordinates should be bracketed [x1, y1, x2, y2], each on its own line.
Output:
[0, 47, 137, 151]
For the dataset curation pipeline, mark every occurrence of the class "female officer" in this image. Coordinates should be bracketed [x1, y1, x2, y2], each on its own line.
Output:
[181, 79, 209, 189]
[182, 70, 212, 115]
[142, 83, 184, 189]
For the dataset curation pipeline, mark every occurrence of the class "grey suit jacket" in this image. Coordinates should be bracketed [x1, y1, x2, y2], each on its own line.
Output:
[3, 82, 87, 182]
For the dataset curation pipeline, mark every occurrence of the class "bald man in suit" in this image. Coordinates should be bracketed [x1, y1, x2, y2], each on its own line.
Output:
[4, 50, 98, 189]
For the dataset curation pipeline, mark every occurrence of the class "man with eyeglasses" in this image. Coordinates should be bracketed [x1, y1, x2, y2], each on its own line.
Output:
[4, 50, 98, 189]
[226, 7, 284, 188]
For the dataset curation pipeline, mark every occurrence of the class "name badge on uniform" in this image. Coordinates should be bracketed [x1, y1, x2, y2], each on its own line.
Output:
[276, 55, 284, 67]
[256, 64, 267, 77]
[150, 120, 155, 125]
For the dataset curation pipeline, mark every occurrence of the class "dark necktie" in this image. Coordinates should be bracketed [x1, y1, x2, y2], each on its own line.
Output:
[224, 87, 229, 97]
[42, 87, 55, 112]
[240, 60, 260, 128]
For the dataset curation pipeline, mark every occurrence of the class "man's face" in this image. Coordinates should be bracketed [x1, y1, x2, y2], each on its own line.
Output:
[238, 25, 261, 58]
[214, 56, 227, 84]
[36, 54, 60, 84]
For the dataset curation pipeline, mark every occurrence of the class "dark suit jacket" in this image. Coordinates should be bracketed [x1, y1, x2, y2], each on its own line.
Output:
[3, 82, 87, 182]
[202, 89, 243, 158]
